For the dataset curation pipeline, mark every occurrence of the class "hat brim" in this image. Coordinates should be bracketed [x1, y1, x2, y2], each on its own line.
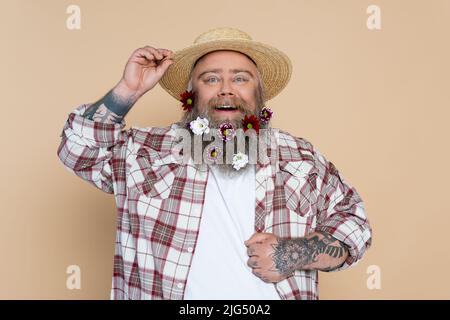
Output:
[159, 39, 292, 102]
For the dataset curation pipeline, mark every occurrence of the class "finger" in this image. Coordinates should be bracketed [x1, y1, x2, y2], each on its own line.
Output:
[247, 242, 262, 253]
[155, 58, 174, 75]
[246, 246, 259, 257]
[155, 50, 173, 66]
[245, 232, 270, 246]
[144, 46, 164, 60]
[157, 48, 174, 59]
[245, 239, 261, 247]
[252, 268, 264, 279]
[142, 50, 155, 61]
[251, 269, 273, 283]
[246, 257, 260, 269]
[147, 47, 172, 68]
[135, 48, 155, 63]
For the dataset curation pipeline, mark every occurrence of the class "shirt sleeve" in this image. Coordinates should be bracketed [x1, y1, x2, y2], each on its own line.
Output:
[57, 103, 128, 194]
[312, 146, 373, 272]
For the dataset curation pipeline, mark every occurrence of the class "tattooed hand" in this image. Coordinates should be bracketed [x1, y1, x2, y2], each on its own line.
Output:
[245, 231, 349, 283]
[244, 232, 291, 283]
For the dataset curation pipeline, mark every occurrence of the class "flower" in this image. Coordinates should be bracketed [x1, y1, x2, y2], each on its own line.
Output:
[180, 90, 195, 112]
[232, 152, 249, 170]
[242, 115, 260, 134]
[218, 122, 236, 141]
[189, 117, 210, 135]
[205, 145, 222, 162]
[259, 107, 273, 123]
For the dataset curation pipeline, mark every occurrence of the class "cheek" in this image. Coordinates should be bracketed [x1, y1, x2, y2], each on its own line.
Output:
[237, 87, 257, 106]
[195, 88, 216, 106]
[240, 89, 258, 111]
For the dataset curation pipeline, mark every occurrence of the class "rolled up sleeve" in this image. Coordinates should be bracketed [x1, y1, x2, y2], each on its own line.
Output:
[313, 147, 372, 272]
[57, 103, 127, 194]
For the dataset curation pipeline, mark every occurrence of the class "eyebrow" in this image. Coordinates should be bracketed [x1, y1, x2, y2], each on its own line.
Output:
[197, 68, 255, 79]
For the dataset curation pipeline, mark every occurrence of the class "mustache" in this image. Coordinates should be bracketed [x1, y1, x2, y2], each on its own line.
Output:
[207, 96, 249, 111]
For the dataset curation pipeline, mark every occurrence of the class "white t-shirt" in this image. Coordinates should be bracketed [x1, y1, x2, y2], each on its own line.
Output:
[184, 164, 281, 300]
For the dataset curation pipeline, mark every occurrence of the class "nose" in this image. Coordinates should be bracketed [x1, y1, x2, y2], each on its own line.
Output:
[218, 79, 235, 97]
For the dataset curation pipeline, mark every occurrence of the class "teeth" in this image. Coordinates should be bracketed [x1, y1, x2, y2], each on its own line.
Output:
[216, 105, 237, 110]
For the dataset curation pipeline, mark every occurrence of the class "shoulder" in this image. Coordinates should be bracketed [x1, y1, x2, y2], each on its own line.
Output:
[276, 129, 316, 162]
[276, 129, 338, 179]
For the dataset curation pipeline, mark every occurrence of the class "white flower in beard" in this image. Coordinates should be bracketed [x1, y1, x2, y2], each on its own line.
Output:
[232, 152, 249, 170]
[189, 116, 210, 135]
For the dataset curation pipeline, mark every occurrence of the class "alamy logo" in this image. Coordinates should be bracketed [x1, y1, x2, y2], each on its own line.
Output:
[66, 5, 81, 30]
[367, 5, 382, 30]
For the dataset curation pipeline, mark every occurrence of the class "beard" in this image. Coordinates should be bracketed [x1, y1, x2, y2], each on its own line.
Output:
[175, 92, 267, 176]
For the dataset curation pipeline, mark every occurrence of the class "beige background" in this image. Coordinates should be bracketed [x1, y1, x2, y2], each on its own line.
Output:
[1, 0, 449, 299]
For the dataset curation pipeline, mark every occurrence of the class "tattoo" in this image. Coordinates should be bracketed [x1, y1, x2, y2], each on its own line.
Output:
[83, 88, 138, 124]
[89, 104, 121, 123]
[271, 232, 347, 275]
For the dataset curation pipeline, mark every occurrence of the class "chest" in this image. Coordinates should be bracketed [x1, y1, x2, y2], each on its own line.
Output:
[126, 157, 318, 240]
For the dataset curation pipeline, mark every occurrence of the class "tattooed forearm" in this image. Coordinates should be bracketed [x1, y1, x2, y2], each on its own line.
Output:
[83, 86, 139, 124]
[271, 232, 348, 275]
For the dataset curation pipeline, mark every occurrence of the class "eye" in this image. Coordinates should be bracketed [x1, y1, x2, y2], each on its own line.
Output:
[234, 76, 248, 83]
[205, 76, 219, 83]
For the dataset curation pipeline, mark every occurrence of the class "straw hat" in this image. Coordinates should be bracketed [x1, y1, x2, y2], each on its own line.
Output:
[159, 27, 292, 102]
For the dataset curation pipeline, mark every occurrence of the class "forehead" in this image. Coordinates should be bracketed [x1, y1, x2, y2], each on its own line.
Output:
[192, 50, 258, 74]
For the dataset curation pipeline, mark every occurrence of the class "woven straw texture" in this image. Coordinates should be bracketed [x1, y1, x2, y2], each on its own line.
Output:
[159, 27, 292, 102]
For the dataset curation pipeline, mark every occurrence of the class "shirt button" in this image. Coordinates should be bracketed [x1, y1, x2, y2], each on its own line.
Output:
[187, 247, 193, 253]
[177, 283, 184, 289]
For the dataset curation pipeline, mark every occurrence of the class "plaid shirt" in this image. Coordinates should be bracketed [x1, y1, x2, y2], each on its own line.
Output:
[57, 103, 372, 300]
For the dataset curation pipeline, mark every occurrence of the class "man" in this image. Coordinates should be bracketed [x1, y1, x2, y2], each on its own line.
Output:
[57, 27, 372, 300]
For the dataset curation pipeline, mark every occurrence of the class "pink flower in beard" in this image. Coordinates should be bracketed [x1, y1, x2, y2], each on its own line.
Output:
[218, 122, 236, 141]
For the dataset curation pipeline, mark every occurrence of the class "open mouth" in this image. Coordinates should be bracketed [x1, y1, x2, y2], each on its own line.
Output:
[214, 105, 238, 112]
